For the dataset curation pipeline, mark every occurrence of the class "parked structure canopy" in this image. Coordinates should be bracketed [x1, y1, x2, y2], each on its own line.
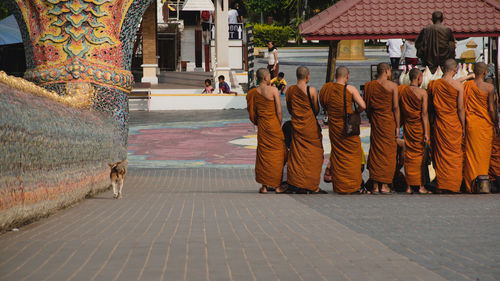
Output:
[300, 0, 500, 40]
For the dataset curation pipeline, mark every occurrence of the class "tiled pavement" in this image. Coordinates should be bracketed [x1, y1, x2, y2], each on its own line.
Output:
[0, 168, 459, 281]
[1, 110, 499, 281]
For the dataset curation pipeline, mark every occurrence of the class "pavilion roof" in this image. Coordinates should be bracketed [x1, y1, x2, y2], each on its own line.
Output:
[300, 0, 500, 40]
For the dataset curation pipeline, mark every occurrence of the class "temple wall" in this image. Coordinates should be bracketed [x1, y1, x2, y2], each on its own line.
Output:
[0, 76, 126, 232]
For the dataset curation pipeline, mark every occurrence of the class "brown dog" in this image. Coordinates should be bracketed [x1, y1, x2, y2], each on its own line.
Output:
[109, 160, 127, 199]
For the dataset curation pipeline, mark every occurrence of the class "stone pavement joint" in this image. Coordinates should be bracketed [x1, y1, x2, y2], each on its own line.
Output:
[0, 168, 466, 281]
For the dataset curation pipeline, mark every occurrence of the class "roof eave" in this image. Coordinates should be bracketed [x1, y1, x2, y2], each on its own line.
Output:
[304, 32, 500, 41]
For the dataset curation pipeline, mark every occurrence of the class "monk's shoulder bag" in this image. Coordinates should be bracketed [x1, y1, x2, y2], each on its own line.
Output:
[472, 175, 491, 194]
[343, 84, 361, 136]
[306, 86, 322, 134]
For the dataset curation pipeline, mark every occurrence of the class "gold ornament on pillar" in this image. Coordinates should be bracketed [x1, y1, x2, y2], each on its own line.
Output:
[337, 40, 366, 60]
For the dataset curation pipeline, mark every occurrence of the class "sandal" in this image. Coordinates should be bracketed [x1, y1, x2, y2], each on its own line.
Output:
[296, 187, 328, 194]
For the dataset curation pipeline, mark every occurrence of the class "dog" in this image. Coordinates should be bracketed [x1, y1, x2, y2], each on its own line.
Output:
[109, 160, 127, 199]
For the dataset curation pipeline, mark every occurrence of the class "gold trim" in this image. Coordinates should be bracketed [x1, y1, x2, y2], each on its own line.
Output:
[0, 71, 92, 109]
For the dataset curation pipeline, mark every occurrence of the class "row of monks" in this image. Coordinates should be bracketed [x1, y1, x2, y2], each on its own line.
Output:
[246, 60, 499, 194]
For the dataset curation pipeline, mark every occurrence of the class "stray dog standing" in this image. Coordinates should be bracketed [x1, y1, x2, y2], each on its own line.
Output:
[109, 160, 127, 199]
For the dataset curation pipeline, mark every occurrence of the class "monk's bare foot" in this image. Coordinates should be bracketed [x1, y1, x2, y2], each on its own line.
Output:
[312, 188, 328, 194]
[380, 184, 391, 194]
[259, 186, 267, 193]
[275, 186, 289, 193]
[406, 187, 413, 194]
[418, 186, 432, 194]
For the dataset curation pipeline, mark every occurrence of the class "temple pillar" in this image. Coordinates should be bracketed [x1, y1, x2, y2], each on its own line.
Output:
[5, 0, 155, 141]
[215, 0, 230, 80]
[141, 1, 158, 84]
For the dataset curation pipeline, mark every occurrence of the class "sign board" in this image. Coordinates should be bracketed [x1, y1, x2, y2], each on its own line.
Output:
[228, 23, 243, 40]
[210, 23, 243, 41]
[246, 25, 255, 88]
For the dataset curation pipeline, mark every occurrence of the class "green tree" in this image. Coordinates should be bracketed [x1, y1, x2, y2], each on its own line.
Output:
[0, 2, 10, 20]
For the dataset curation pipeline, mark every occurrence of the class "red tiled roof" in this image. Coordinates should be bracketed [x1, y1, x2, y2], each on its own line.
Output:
[300, 0, 500, 40]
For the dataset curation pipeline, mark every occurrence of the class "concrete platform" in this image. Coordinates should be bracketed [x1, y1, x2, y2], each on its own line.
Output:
[130, 71, 246, 111]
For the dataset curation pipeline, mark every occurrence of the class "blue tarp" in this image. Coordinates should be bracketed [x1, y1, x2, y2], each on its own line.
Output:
[0, 15, 22, 46]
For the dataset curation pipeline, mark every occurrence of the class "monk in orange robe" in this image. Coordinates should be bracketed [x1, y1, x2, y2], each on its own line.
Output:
[463, 62, 497, 193]
[399, 69, 431, 194]
[319, 66, 366, 194]
[364, 62, 400, 194]
[427, 59, 465, 193]
[489, 135, 500, 190]
[286, 66, 326, 193]
[246, 68, 287, 193]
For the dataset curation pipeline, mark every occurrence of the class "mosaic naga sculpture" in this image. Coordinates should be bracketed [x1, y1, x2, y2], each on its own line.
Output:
[5, 0, 155, 141]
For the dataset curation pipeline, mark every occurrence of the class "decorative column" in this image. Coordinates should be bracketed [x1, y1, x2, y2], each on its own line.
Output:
[141, 1, 159, 84]
[6, 0, 155, 140]
[215, 0, 230, 80]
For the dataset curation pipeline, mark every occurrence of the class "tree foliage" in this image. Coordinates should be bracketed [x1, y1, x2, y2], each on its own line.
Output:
[244, 0, 341, 24]
[0, 2, 10, 20]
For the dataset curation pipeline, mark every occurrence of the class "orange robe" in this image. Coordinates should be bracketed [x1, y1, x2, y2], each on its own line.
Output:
[489, 135, 500, 181]
[364, 81, 397, 184]
[463, 81, 494, 192]
[428, 79, 463, 192]
[399, 85, 427, 186]
[319, 82, 362, 193]
[286, 85, 324, 191]
[246, 88, 286, 188]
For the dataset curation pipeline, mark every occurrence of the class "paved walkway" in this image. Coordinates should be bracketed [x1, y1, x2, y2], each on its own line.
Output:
[1, 110, 499, 281]
[0, 168, 450, 281]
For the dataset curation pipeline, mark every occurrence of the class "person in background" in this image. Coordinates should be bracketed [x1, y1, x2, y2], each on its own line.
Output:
[234, 2, 246, 23]
[218, 75, 230, 94]
[386, 39, 403, 69]
[200, 10, 212, 44]
[267, 41, 279, 79]
[202, 79, 214, 94]
[228, 4, 239, 24]
[415, 11, 456, 73]
[270, 72, 287, 95]
[401, 39, 419, 67]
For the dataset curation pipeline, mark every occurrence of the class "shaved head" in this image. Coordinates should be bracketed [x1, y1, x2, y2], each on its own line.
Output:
[473, 62, 488, 77]
[296, 66, 310, 80]
[377, 62, 391, 75]
[432, 11, 443, 24]
[256, 68, 269, 83]
[335, 66, 349, 79]
[409, 68, 422, 82]
[443, 59, 457, 73]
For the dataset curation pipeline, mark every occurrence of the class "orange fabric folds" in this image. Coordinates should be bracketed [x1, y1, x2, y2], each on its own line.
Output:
[364, 81, 396, 183]
[489, 135, 500, 181]
[399, 85, 426, 186]
[246, 89, 286, 188]
[286, 86, 324, 191]
[320, 82, 362, 193]
[463, 81, 494, 192]
[428, 79, 463, 192]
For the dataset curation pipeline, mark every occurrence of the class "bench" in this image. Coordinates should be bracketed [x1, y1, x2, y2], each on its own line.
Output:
[129, 82, 151, 111]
